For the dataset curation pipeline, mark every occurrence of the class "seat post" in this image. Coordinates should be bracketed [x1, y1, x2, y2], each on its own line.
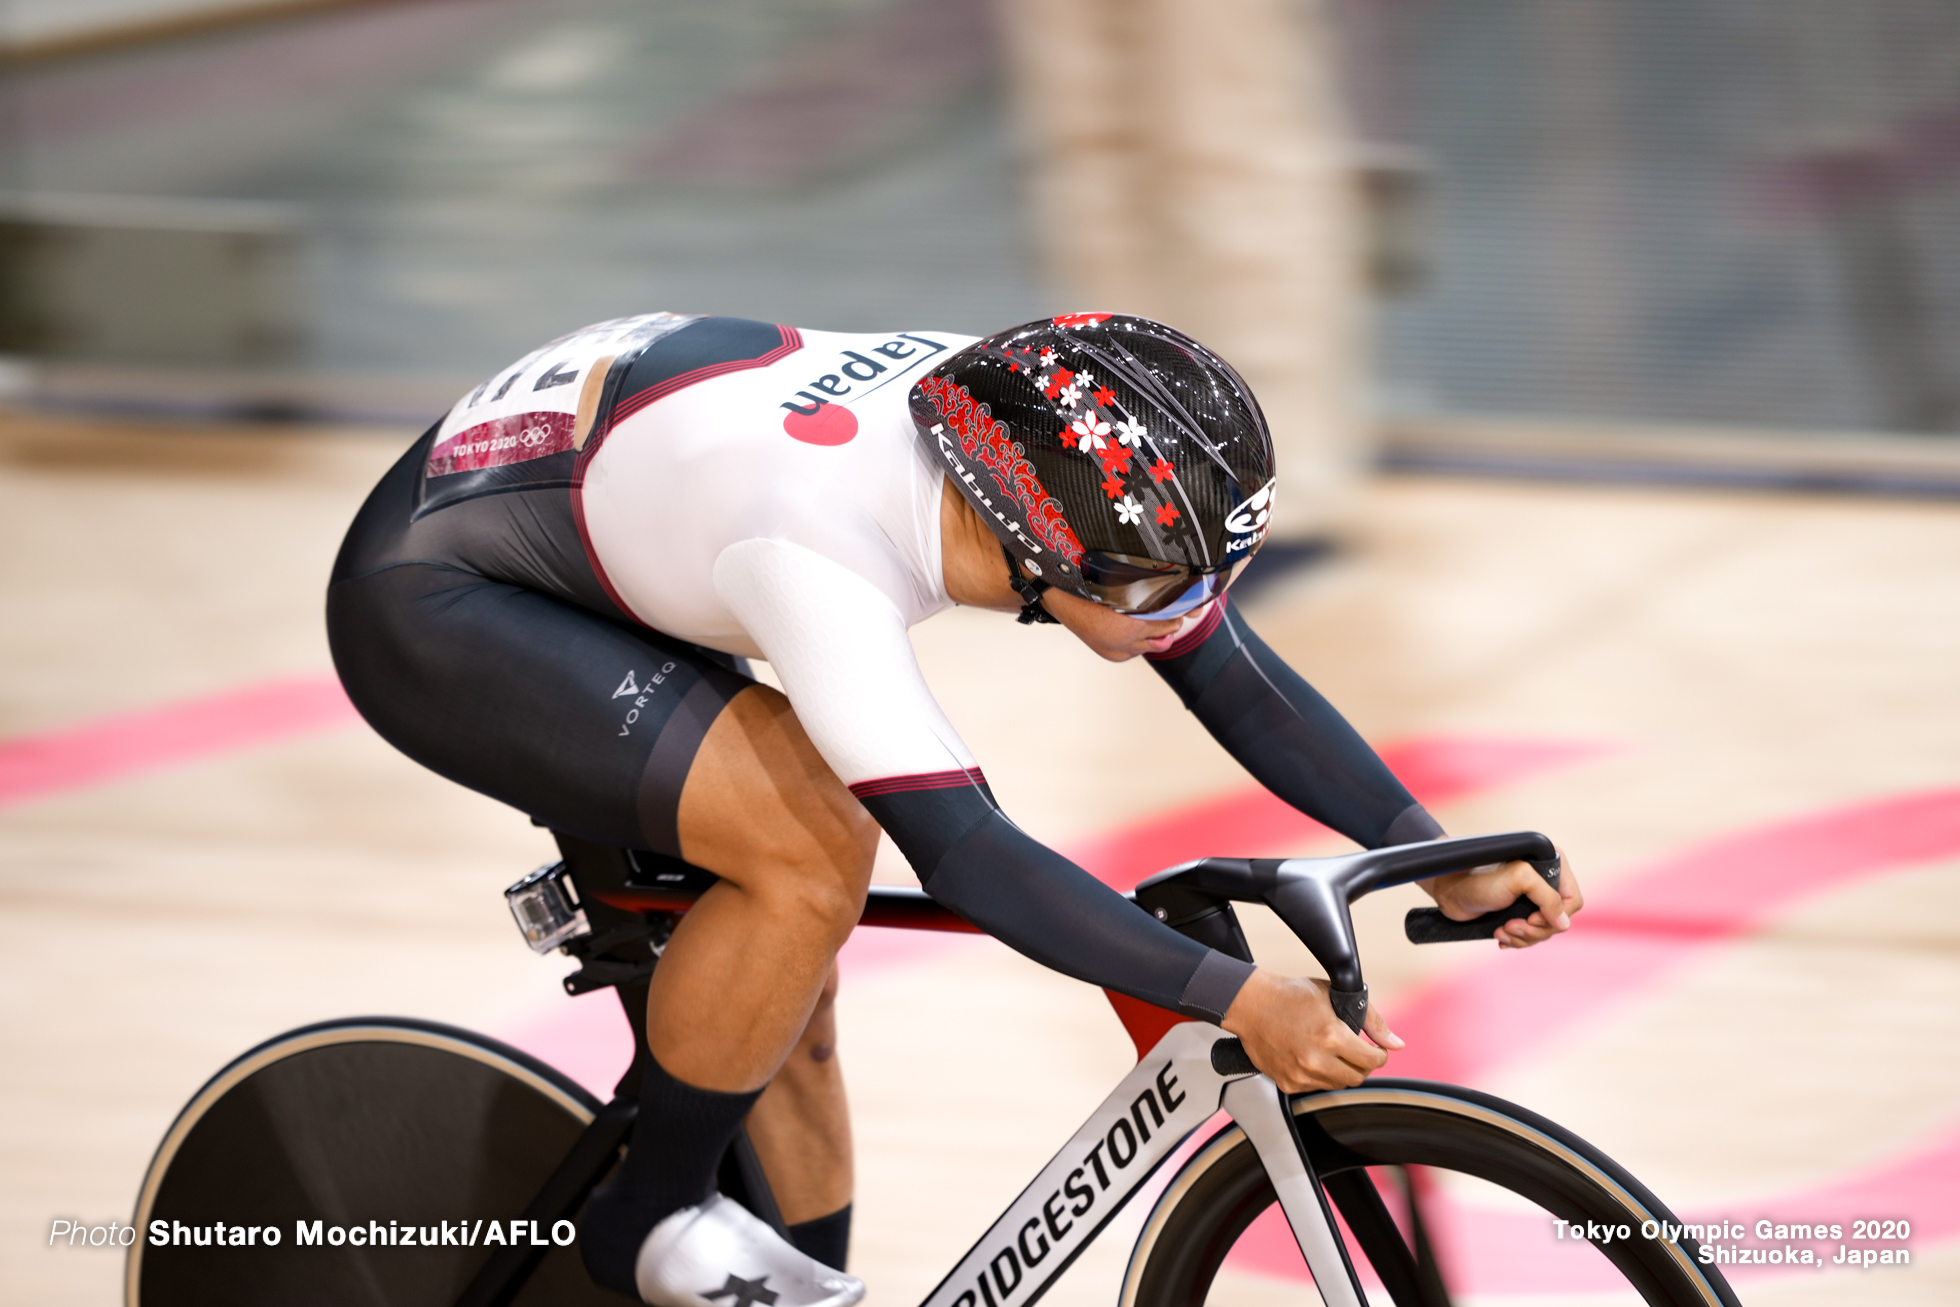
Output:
[547, 831, 671, 1099]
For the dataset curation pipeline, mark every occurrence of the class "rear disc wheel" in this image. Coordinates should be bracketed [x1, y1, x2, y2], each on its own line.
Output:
[128, 1016, 631, 1305]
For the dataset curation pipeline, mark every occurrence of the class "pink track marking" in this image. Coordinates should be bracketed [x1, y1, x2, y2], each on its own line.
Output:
[497, 735, 1604, 1098]
[1066, 735, 1609, 890]
[819, 734, 1604, 985]
[1387, 785, 1960, 1086]
[824, 734, 1609, 986]
[0, 686, 1595, 1097]
[1227, 785, 1960, 1292]
[0, 674, 361, 811]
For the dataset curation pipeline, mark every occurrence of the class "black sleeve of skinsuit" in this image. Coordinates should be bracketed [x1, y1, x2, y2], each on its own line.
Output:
[857, 783, 1254, 1021]
[1148, 598, 1444, 849]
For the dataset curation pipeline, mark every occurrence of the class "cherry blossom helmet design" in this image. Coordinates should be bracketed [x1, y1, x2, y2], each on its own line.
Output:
[910, 313, 1277, 619]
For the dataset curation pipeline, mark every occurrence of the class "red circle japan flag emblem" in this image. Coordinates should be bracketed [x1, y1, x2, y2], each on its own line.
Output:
[782, 404, 858, 445]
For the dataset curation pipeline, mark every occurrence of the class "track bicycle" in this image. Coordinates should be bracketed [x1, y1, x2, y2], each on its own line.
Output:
[127, 829, 1741, 1306]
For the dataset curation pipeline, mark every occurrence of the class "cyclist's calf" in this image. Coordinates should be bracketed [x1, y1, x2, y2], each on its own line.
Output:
[748, 965, 853, 1225]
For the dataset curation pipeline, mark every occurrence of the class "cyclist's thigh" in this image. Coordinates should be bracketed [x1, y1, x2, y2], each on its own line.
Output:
[676, 685, 878, 890]
[328, 560, 751, 855]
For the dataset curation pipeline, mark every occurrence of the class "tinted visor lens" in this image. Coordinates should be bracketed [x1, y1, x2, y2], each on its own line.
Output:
[1078, 553, 1250, 618]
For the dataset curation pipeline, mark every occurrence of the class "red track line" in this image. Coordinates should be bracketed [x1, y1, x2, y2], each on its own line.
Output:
[1385, 785, 1960, 1088]
[1230, 785, 1960, 1293]
[0, 674, 361, 810]
[1067, 735, 1612, 890]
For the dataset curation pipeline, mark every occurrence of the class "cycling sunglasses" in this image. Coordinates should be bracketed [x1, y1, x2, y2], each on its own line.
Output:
[1079, 552, 1252, 619]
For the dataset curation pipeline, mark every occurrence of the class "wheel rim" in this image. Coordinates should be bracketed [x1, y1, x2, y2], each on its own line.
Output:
[1122, 1081, 1735, 1307]
[1306, 1086, 1714, 1296]
[127, 1018, 601, 1307]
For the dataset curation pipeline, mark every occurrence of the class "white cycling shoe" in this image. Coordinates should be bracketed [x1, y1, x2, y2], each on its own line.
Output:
[635, 1195, 865, 1307]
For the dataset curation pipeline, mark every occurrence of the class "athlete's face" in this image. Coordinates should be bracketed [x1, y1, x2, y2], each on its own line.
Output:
[940, 480, 1202, 661]
[1040, 587, 1194, 662]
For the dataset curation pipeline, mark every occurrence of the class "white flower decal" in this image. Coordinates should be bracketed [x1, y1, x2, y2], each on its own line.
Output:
[1039, 347, 1058, 367]
[1073, 370, 1095, 390]
[1036, 373, 1055, 392]
[1115, 416, 1146, 447]
[1115, 495, 1144, 525]
[1070, 414, 1111, 451]
[1058, 382, 1083, 408]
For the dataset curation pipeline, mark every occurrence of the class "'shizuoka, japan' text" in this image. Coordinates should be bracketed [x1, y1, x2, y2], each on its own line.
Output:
[1552, 1217, 1913, 1269]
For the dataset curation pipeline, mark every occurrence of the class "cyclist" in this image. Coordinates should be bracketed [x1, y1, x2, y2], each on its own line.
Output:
[326, 312, 1583, 1307]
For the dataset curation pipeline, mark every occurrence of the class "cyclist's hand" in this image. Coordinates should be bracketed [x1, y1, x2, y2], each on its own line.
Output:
[1423, 850, 1584, 949]
[1221, 971, 1400, 1093]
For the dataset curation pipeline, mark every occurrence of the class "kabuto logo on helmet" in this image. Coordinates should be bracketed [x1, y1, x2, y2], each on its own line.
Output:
[1224, 478, 1277, 552]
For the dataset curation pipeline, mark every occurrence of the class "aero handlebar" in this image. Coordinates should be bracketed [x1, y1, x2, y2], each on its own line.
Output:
[1134, 832, 1561, 1032]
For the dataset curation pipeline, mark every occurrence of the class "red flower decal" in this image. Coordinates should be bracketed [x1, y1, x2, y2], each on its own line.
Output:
[1155, 502, 1181, 526]
[1099, 444, 1133, 475]
[1054, 312, 1114, 328]
[1101, 472, 1125, 499]
[1043, 367, 1075, 399]
[1149, 457, 1174, 484]
[1093, 385, 1115, 406]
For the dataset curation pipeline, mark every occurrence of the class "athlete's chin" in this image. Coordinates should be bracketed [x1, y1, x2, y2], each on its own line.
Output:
[1095, 637, 1172, 662]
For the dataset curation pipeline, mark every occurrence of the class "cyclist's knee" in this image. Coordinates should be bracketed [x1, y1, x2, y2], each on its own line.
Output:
[679, 685, 879, 919]
[721, 800, 871, 944]
[769, 869, 867, 951]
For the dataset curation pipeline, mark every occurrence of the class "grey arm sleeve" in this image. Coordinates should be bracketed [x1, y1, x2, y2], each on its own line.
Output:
[858, 784, 1253, 1020]
[1148, 599, 1443, 849]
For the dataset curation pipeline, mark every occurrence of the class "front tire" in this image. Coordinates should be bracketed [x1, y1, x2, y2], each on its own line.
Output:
[1123, 1079, 1739, 1307]
[127, 1016, 631, 1305]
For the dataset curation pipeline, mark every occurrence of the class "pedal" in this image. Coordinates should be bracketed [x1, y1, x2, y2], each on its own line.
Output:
[505, 862, 592, 953]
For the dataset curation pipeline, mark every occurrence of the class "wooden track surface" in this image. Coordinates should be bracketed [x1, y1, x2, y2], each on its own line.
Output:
[3, 410, 1956, 1304]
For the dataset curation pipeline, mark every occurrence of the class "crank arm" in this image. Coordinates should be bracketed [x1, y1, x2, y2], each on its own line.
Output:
[1222, 1077, 1368, 1307]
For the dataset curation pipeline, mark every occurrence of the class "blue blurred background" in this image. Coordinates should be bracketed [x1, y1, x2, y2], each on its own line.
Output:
[4, 0, 1958, 440]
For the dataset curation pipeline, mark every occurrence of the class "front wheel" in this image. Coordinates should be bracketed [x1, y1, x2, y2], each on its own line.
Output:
[128, 1016, 631, 1306]
[1123, 1079, 1740, 1307]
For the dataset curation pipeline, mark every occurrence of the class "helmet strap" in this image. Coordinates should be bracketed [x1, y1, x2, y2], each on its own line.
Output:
[1001, 544, 1059, 625]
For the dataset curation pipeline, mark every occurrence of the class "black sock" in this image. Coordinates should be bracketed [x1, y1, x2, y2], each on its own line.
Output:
[581, 1055, 763, 1295]
[787, 1205, 852, 1271]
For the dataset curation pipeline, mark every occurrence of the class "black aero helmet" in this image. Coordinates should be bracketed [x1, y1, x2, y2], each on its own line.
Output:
[910, 313, 1277, 619]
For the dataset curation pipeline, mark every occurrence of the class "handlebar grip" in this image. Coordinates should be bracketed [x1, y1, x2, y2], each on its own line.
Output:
[1403, 856, 1561, 944]
[1405, 897, 1536, 943]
